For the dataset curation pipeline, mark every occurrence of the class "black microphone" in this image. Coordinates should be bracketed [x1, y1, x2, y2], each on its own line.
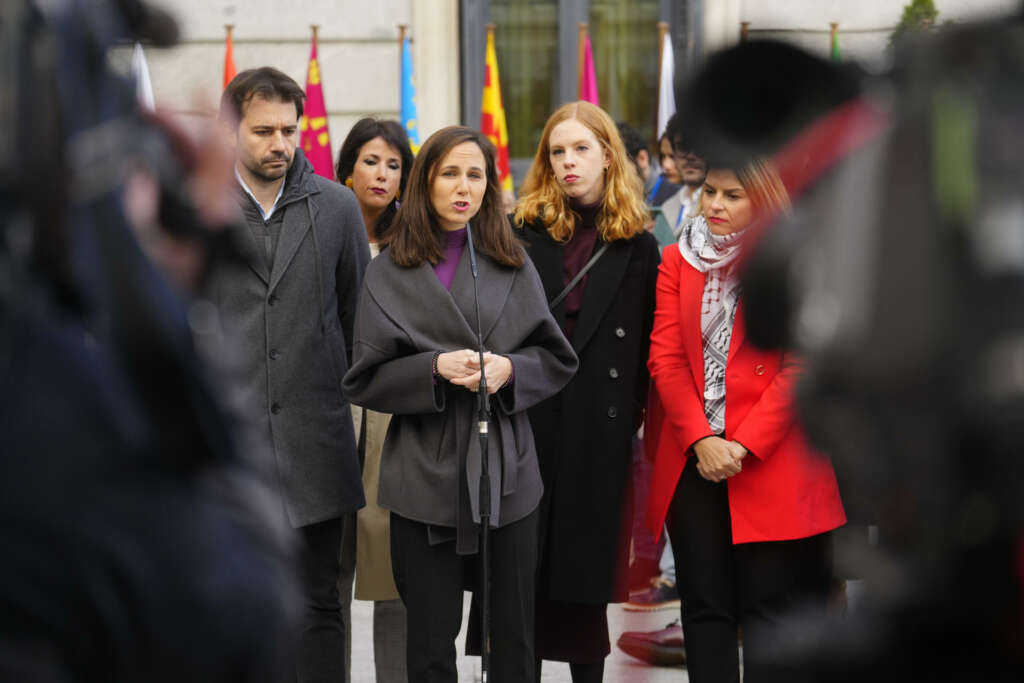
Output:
[464, 223, 492, 682]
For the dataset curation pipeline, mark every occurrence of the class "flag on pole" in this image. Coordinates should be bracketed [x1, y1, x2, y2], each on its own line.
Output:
[579, 34, 600, 105]
[223, 25, 237, 88]
[830, 23, 841, 62]
[299, 27, 335, 180]
[656, 33, 675, 138]
[481, 27, 513, 192]
[130, 42, 155, 111]
[401, 33, 420, 153]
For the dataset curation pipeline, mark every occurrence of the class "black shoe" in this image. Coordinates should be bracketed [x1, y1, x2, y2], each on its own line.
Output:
[616, 619, 686, 666]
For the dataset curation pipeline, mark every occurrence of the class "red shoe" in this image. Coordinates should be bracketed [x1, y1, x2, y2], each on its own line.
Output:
[616, 619, 686, 666]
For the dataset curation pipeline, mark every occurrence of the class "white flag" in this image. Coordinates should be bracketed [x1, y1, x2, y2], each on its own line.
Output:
[656, 37, 675, 139]
[131, 42, 155, 111]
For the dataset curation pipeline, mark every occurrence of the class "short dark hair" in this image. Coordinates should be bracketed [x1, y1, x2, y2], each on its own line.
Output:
[664, 113, 698, 154]
[384, 126, 524, 268]
[335, 118, 415, 238]
[615, 121, 648, 163]
[219, 67, 305, 123]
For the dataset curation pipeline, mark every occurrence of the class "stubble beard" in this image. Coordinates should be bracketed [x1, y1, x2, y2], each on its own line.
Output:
[245, 154, 291, 185]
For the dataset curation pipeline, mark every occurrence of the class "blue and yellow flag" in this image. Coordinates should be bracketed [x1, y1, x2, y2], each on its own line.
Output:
[401, 35, 420, 153]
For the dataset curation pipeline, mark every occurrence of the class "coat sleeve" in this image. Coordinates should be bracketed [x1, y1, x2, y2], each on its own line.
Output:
[342, 282, 445, 415]
[731, 353, 802, 461]
[632, 234, 660, 432]
[493, 260, 578, 416]
[333, 188, 372, 366]
[647, 244, 715, 452]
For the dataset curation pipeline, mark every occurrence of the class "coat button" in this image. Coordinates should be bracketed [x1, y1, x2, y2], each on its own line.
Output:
[615, 327, 626, 338]
[268, 294, 279, 306]
[609, 367, 619, 379]
[607, 406, 618, 418]
[754, 363, 766, 376]
[271, 402, 281, 414]
[269, 349, 280, 360]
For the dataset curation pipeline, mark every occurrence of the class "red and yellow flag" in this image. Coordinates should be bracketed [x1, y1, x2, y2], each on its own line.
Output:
[223, 25, 237, 89]
[300, 27, 334, 180]
[481, 26, 513, 192]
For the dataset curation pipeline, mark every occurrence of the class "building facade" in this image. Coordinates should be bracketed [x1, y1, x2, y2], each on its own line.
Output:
[127, 0, 1018, 187]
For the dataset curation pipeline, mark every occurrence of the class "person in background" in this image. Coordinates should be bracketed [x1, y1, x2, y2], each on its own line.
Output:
[653, 115, 709, 247]
[617, 120, 679, 206]
[646, 158, 846, 682]
[512, 101, 660, 683]
[657, 130, 683, 186]
[215, 67, 370, 683]
[343, 126, 577, 683]
[334, 117, 415, 683]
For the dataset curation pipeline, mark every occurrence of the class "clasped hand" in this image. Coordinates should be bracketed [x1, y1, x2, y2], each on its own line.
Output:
[693, 436, 748, 483]
[436, 350, 511, 395]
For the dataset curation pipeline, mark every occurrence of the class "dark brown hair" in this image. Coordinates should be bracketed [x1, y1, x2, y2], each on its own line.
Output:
[219, 67, 305, 124]
[384, 126, 524, 268]
[335, 118, 415, 239]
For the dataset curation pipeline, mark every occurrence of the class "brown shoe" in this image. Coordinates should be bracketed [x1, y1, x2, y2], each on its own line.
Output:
[616, 619, 686, 666]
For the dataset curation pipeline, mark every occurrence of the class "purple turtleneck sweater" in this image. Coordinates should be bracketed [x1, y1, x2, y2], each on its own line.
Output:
[561, 198, 601, 341]
[434, 227, 467, 290]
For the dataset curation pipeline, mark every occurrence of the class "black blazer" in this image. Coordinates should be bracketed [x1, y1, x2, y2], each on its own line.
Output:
[518, 218, 660, 604]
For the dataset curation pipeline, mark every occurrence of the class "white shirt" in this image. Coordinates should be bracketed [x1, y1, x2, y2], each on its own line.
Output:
[235, 165, 285, 220]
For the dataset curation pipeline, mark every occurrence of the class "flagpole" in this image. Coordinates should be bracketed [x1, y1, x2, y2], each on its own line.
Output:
[577, 22, 587, 100]
[223, 24, 236, 89]
[398, 23, 408, 96]
[656, 22, 668, 134]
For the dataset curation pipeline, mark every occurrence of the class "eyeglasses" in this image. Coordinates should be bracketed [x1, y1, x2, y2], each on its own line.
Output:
[672, 149, 703, 164]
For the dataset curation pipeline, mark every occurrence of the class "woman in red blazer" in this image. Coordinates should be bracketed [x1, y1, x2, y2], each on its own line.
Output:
[646, 158, 845, 682]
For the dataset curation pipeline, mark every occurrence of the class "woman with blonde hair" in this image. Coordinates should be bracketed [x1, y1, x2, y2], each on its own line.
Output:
[645, 158, 845, 682]
[514, 100, 661, 682]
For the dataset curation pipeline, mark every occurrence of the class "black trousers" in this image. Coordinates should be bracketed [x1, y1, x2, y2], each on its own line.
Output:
[666, 457, 833, 683]
[296, 517, 346, 683]
[391, 510, 538, 683]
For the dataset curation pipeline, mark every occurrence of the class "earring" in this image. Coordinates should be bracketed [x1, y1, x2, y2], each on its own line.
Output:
[345, 177, 353, 188]
[395, 188, 401, 200]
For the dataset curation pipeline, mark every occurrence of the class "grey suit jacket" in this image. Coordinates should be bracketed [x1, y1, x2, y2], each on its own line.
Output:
[342, 241, 577, 554]
[214, 151, 371, 527]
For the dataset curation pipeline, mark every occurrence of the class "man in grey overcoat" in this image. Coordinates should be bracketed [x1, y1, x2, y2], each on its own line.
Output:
[215, 67, 370, 683]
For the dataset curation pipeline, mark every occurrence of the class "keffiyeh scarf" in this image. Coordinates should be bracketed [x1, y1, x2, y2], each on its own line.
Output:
[677, 215, 745, 434]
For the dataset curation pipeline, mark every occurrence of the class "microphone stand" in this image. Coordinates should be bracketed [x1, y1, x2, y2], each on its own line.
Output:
[465, 224, 492, 683]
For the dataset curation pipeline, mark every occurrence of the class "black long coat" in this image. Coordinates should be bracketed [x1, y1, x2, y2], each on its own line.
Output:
[520, 219, 660, 604]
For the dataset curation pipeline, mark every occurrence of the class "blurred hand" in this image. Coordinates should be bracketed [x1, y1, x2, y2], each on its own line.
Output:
[449, 352, 512, 394]
[693, 436, 744, 483]
[436, 349, 479, 383]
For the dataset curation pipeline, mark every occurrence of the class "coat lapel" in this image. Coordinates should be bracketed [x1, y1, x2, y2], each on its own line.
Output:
[448, 238, 515, 345]
[728, 298, 746, 362]
[523, 228, 565, 324]
[268, 193, 313, 293]
[236, 219, 270, 285]
[232, 191, 271, 285]
[681, 263, 707, 397]
[571, 238, 633, 353]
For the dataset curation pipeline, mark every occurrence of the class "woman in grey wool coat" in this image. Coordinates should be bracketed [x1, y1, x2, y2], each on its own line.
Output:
[342, 126, 577, 683]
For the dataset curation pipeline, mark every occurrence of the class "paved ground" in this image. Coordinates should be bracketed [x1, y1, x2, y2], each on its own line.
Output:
[349, 596, 688, 682]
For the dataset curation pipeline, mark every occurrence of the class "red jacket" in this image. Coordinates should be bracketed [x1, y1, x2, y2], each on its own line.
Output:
[646, 244, 846, 543]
